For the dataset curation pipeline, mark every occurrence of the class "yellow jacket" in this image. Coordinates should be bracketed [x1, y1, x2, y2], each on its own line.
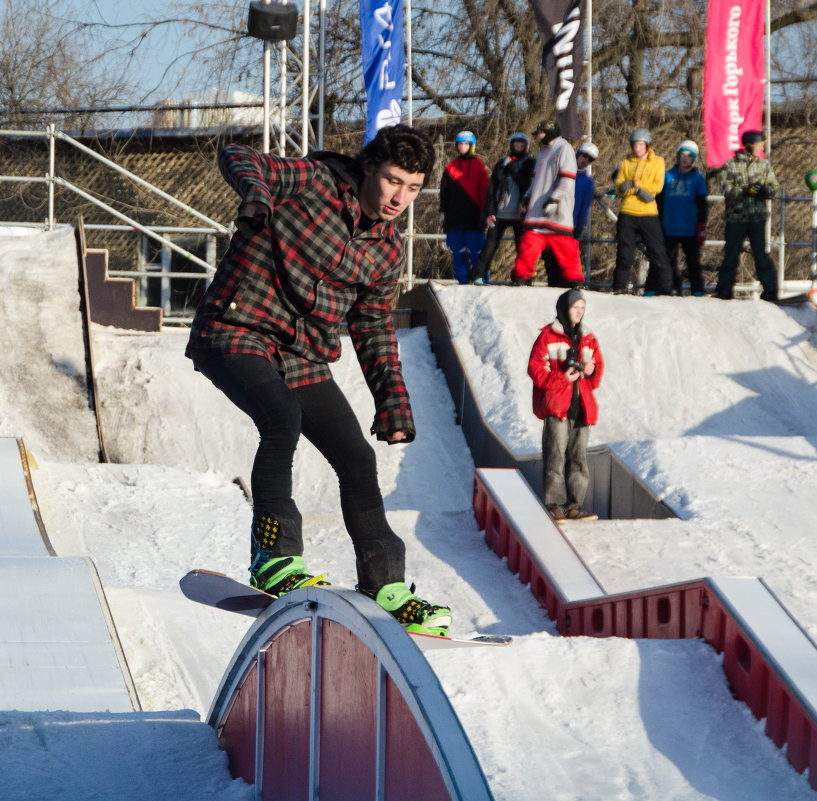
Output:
[615, 149, 665, 216]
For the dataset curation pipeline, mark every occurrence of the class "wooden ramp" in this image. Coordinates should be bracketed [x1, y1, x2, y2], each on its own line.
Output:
[0, 437, 139, 712]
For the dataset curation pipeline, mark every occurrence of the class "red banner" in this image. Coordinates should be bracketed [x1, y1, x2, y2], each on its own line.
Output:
[703, 0, 765, 167]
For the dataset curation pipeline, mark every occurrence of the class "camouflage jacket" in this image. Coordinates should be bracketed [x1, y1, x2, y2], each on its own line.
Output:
[719, 149, 779, 223]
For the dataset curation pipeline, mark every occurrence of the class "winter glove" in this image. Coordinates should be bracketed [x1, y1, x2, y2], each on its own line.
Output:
[617, 180, 634, 196]
[486, 215, 496, 228]
[635, 188, 654, 203]
[236, 201, 271, 234]
[696, 223, 707, 246]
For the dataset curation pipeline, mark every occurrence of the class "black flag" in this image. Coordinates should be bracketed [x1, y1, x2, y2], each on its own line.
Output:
[529, 0, 586, 141]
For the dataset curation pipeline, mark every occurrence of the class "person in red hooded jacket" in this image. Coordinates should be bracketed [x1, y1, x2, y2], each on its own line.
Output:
[527, 289, 603, 521]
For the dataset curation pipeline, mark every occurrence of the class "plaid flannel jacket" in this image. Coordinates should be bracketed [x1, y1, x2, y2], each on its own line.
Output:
[186, 144, 414, 440]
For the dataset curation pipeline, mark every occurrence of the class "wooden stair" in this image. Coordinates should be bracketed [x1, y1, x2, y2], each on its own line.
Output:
[84, 249, 162, 331]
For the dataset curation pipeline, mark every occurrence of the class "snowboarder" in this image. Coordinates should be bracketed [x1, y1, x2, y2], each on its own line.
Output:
[714, 130, 779, 301]
[511, 120, 586, 288]
[658, 140, 709, 296]
[527, 289, 604, 521]
[612, 128, 674, 295]
[185, 125, 451, 636]
[438, 131, 491, 284]
[470, 132, 535, 285]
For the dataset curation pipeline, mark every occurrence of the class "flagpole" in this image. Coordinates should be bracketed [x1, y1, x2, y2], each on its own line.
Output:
[405, 0, 415, 290]
[585, 0, 593, 280]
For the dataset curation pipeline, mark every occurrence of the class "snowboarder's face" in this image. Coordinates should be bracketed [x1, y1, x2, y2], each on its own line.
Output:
[456, 141, 472, 156]
[569, 300, 585, 325]
[678, 152, 694, 171]
[510, 140, 527, 155]
[360, 162, 425, 221]
[576, 153, 592, 170]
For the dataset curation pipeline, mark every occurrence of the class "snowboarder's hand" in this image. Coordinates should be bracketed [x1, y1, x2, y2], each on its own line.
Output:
[236, 201, 270, 234]
[438, 212, 445, 228]
[696, 223, 706, 246]
[486, 215, 496, 228]
[582, 360, 596, 377]
[566, 367, 581, 382]
[635, 188, 654, 203]
[387, 430, 409, 443]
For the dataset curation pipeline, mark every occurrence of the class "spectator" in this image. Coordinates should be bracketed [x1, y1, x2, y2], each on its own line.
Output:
[714, 130, 779, 301]
[470, 132, 535, 285]
[527, 288, 603, 521]
[511, 120, 585, 288]
[612, 128, 674, 295]
[439, 131, 491, 284]
[658, 140, 709, 296]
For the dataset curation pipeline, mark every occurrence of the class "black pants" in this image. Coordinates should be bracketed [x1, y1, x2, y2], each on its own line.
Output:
[194, 352, 405, 593]
[471, 218, 523, 282]
[613, 213, 673, 294]
[665, 236, 704, 294]
[716, 220, 778, 300]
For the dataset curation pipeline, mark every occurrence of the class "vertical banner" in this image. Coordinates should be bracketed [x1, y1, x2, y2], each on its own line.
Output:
[529, 0, 586, 141]
[360, 0, 405, 144]
[703, 0, 765, 167]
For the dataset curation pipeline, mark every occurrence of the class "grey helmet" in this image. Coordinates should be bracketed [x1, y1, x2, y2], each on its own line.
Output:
[629, 128, 652, 145]
[577, 142, 599, 161]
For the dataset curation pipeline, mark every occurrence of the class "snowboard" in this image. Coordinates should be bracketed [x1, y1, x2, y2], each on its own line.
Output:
[179, 569, 511, 650]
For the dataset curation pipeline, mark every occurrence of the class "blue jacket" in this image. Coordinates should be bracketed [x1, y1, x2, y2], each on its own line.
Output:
[659, 166, 708, 238]
[573, 170, 595, 237]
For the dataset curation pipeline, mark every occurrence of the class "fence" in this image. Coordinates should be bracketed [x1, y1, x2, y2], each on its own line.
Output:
[1, 126, 816, 323]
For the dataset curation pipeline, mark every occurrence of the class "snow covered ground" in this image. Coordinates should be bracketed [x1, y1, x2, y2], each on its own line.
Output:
[2, 229, 817, 800]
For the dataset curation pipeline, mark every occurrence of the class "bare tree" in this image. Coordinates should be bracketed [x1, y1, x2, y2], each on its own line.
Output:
[0, 0, 134, 129]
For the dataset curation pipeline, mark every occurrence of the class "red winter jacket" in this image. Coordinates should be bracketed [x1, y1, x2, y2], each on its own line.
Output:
[527, 320, 603, 423]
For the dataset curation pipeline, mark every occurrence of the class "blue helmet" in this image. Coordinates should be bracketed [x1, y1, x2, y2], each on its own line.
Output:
[455, 130, 477, 146]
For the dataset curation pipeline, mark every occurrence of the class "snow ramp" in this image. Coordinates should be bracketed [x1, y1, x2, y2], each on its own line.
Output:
[0, 437, 139, 712]
[205, 586, 494, 801]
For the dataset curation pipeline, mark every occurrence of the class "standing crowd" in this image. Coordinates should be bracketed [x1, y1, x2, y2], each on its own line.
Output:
[438, 122, 780, 302]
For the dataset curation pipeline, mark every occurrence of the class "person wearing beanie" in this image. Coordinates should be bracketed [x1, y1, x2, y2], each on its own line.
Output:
[439, 130, 491, 283]
[470, 132, 535, 284]
[657, 140, 709, 295]
[527, 288, 604, 521]
[714, 130, 779, 301]
[612, 128, 674, 295]
[511, 119, 586, 287]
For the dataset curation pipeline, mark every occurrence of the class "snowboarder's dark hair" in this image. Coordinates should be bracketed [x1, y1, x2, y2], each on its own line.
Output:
[359, 124, 436, 186]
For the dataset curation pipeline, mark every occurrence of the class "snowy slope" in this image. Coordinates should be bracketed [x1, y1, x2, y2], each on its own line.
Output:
[2, 229, 817, 799]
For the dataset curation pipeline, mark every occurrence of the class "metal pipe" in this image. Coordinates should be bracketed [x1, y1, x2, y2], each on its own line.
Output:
[54, 130, 229, 233]
[53, 176, 214, 272]
[47, 124, 56, 229]
[318, 0, 326, 149]
[302, 0, 311, 155]
[406, 0, 415, 289]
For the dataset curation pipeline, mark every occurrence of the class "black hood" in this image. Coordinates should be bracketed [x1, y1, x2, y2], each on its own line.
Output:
[555, 288, 585, 343]
[310, 150, 363, 193]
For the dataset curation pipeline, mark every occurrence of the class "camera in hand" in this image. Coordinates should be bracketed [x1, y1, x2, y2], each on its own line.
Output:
[562, 347, 583, 374]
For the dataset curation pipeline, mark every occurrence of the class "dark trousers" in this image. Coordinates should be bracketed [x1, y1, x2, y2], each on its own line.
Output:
[542, 416, 590, 510]
[665, 236, 704, 294]
[471, 218, 523, 282]
[613, 213, 673, 293]
[194, 352, 405, 593]
[716, 220, 778, 300]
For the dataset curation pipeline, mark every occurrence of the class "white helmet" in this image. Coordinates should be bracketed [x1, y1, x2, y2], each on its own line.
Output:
[677, 140, 699, 161]
[577, 142, 599, 161]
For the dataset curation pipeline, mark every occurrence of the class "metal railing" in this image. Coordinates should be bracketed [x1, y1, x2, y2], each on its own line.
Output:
[0, 125, 231, 323]
[2, 125, 815, 318]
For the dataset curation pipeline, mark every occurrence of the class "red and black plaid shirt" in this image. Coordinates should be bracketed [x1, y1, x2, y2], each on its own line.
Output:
[187, 144, 414, 440]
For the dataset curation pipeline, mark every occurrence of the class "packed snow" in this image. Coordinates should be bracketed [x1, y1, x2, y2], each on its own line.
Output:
[1, 228, 816, 800]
